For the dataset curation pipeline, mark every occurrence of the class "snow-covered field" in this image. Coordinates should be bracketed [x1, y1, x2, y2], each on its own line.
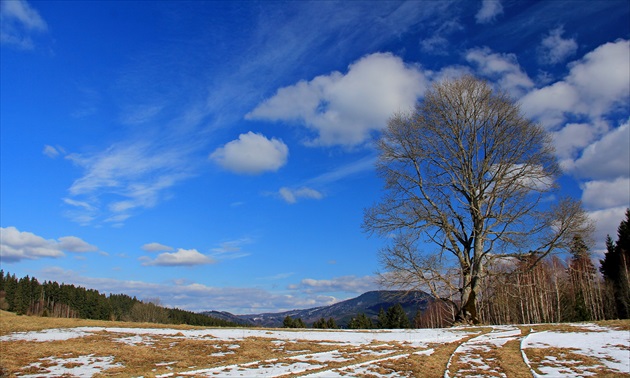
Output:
[1, 323, 628, 377]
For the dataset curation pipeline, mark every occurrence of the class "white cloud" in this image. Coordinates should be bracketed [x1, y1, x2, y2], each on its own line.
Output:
[288, 275, 378, 294]
[563, 121, 629, 180]
[587, 206, 629, 255]
[0, 227, 98, 263]
[465, 47, 534, 96]
[64, 139, 194, 225]
[0, 0, 47, 49]
[43, 145, 61, 158]
[475, 0, 503, 24]
[247, 52, 426, 147]
[57, 236, 98, 253]
[210, 132, 288, 175]
[420, 19, 463, 55]
[63, 198, 96, 212]
[521, 39, 630, 129]
[278, 187, 324, 204]
[38, 267, 340, 313]
[581, 178, 630, 211]
[120, 104, 163, 125]
[210, 237, 252, 260]
[552, 122, 606, 160]
[538, 26, 578, 65]
[306, 155, 377, 187]
[141, 242, 174, 252]
[141, 248, 215, 267]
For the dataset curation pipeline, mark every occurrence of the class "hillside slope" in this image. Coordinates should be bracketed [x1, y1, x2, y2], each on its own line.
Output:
[202, 290, 433, 327]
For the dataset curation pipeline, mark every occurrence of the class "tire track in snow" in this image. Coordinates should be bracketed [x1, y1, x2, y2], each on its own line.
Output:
[302, 348, 435, 377]
[157, 344, 407, 377]
[444, 325, 522, 378]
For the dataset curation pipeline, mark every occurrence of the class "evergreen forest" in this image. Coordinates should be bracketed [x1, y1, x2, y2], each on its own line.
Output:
[0, 272, 239, 327]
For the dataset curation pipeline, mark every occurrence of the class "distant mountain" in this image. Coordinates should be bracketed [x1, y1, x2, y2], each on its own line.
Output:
[201, 290, 433, 328]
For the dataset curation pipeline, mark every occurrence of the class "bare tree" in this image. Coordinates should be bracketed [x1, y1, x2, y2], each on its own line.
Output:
[364, 75, 592, 324]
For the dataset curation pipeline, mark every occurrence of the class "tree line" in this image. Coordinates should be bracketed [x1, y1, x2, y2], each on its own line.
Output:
[0, 273, 240, 327]
[283, 303, 414, 329]
[416, 210, 630, 328]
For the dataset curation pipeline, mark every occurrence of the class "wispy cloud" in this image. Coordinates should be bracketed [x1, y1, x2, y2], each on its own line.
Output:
[306, 155, 377, 187]
[0, 0, 47, 49]
[538, 26, 578, 65]
[288, 275, 378, 294]
[475, 0, 503, 24]
[420, 19, 463, 55]
[278, 187, 324, 204]
[55, 2, 458, 226]
[43, 145, 63, 159]
[63, 137, 198, 225]
[274, 155, 376, 204]
[210, 237, 253, 260]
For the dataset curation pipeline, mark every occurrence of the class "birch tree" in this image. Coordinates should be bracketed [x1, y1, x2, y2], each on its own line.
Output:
[364, 75, 592, 324]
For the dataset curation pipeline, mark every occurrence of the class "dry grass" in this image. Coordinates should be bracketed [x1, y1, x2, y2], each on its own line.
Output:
[1, 311, 628, 377]
[0, 310, 206, 335]
[524, 346, 630, 377]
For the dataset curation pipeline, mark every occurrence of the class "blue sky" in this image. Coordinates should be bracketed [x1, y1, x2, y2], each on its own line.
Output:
[1, 0, 629, 314]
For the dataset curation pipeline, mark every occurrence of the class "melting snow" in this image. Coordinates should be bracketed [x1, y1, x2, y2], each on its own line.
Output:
[2, 323, 628, 377]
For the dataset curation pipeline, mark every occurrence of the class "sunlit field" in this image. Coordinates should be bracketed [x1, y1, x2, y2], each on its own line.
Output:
[1, 311, 628, 377]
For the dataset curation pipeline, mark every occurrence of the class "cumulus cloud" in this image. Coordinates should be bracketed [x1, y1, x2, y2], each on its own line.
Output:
[0, 227, 98, 263]
[278, 187, 324, 204]
[140, 248, 215, 266]
[475, 0, 503, 24]
[562, 121, 629, 180]
[581, 178, 630, 211]
[141, 242, 174, 252]
[210, 132, 288, 175]
[246, 52, 426, 147]
[587, 206, 629, 256]
[521, 39, 630, 129]
[552, 122, 606, 161]
[538, 26, 578, 65]
[0, 0, 47, 49]
[465, 47, 534, 96]
[57, 236, 99, 253]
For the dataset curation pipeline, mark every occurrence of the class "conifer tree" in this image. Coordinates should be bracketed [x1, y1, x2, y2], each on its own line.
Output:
[377, 308, 388, 328]
[348, 313, 373, 329]
[386, 303, 411, 328]
[326, 317, 337, 329]
[600, 209, 630, 319]
[283, 315, 295, 328]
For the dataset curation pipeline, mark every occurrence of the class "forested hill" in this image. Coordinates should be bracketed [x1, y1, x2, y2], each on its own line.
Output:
[0, 270, 239, 327]
[204, 290, 433, 328]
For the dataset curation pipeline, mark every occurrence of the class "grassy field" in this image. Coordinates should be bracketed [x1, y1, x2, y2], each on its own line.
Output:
[1, 310, 628, 377]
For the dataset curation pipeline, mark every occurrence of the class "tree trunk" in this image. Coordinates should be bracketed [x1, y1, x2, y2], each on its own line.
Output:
[456, 285, 479, 324]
